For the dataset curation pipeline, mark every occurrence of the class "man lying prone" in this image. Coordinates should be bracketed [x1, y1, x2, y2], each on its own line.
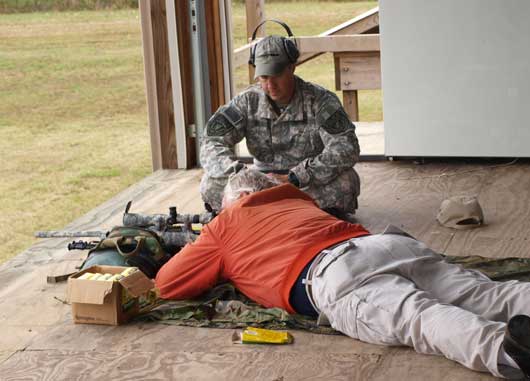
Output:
[156, 168, 530, 379]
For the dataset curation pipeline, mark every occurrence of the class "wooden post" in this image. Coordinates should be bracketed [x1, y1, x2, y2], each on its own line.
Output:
[139, 0, 177, 170]
[205, 0, 226, 112]
[140, 0, 162, 170]
[334, 50, 381, 122]
[343, 91, 359, 122]
[165, 0, 189, 169]
[245, 0, 265, 83]
[174, 0, 197, 168]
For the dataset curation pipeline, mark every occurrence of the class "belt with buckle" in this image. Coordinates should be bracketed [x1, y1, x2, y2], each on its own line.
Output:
[290, 239, 352, 319]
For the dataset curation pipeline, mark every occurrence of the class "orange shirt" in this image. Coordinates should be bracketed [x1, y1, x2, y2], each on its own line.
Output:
[155, 184, 370, 314]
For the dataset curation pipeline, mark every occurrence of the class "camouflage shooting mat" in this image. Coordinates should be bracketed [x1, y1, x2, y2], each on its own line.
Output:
[136, 255, 530, 334]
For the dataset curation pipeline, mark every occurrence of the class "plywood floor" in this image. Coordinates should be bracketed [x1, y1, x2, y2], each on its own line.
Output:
[2, 158, 530, 380]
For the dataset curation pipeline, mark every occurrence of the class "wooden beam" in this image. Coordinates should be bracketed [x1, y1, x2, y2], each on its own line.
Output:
[296, 34, 380, 53]
[139, 0, 177, 170]
[233, 39, 259, 68]
[322, 7, 379, 36]
[298, 6, 379, 64]
[233, 34, 379, 68]
[232, 7, 382, 69]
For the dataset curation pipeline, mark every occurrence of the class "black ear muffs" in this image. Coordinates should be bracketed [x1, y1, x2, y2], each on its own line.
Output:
[248, 19, 300, 67]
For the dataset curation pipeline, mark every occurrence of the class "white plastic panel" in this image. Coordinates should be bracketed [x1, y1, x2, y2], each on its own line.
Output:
[379, 0, 530, 157]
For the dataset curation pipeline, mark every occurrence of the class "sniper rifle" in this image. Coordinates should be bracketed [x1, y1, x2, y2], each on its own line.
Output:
[35, 200, 216, 254]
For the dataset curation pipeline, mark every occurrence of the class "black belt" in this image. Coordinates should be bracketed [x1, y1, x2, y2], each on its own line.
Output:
[289, 256, 318, 317]
[289, 239, 354, 318]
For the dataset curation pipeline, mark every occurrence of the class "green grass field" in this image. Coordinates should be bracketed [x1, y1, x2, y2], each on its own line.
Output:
[0, 1, 380, 264]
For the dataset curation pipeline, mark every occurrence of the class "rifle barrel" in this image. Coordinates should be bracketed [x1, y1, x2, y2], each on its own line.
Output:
[35, 231, 106, 238]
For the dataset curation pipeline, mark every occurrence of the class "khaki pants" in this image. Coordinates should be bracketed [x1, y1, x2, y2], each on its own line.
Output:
[311, 233, 529, 379]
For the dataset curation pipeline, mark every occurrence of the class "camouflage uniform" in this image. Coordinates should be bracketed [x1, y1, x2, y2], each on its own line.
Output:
[200, 75, 360, 212]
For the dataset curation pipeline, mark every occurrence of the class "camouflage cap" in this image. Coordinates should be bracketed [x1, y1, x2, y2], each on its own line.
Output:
[253, 35, 292, 79]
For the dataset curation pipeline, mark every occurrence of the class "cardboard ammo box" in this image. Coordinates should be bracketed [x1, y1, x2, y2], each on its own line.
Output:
[67, 265, 155, 325]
